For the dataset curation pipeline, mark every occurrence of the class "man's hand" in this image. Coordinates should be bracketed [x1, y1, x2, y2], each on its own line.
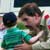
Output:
[14, 43, 32, 50]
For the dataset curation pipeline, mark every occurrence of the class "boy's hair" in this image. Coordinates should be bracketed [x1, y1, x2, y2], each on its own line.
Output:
[3, 12, 17, 27]
[18, 3, 42, 17]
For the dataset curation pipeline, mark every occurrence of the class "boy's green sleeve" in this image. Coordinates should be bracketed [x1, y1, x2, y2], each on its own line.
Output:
[1, 38, 6, 49]
[21, 31, 32, 43]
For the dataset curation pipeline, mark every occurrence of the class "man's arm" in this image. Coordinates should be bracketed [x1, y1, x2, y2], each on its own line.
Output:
[0, 48, 5, 50]
[14, 43, 32, 50]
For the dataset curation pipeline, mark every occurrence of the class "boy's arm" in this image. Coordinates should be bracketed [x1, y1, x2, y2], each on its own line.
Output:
[29, 31, 44, 44]
[22, 30, 43, 44]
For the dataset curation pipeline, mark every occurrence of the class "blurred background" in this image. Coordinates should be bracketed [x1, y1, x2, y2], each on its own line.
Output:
[0, 0, 50, 16]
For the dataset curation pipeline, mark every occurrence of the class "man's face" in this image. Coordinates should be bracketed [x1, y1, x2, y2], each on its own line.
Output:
[20, 13, 41, 29]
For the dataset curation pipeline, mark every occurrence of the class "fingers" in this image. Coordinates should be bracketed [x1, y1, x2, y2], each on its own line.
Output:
[14, 47, 24, 50]
[14, 44, 31, 50]
[14, 44, 23, 48]
[14, 44, 24, 50]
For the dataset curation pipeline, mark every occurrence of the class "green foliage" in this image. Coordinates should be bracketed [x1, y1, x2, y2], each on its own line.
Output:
[17, 22, 27, 29]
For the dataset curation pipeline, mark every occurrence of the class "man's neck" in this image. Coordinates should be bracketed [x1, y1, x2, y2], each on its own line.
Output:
[32, 25, 40, 33]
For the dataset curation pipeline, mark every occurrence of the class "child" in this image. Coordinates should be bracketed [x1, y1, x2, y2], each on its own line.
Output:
[1, 12, 43, 50]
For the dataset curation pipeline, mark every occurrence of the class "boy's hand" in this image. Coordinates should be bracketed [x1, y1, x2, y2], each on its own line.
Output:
[37, 30, 44, 38]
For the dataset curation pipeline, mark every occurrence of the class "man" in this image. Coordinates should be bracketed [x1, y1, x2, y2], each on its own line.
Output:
[14, 3, 50, 50]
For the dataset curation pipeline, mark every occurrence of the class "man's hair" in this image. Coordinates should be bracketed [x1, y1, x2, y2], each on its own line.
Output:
[18, 3, 42, 17]
[3, 12, 17, 27]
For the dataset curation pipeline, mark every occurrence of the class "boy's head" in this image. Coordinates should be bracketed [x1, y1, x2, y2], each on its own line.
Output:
[3, 12, 17, 27]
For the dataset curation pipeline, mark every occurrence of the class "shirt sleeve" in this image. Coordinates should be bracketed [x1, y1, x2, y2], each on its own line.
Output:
[1, 36, 6, 49]
[21, 31, 32, 43]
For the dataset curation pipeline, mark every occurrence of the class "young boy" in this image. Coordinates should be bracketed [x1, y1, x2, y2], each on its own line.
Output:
[1, 12, 43, 50]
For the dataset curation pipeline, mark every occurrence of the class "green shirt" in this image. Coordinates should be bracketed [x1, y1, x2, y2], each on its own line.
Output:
[17, 22, 27, 29]
[1, 26, 32, 49]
